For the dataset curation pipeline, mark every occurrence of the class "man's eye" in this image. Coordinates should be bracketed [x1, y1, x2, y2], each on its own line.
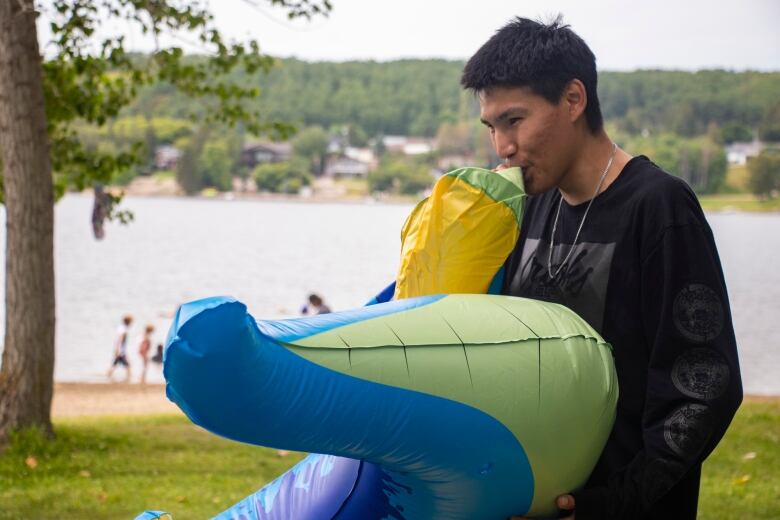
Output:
[509, 118, 522, 126]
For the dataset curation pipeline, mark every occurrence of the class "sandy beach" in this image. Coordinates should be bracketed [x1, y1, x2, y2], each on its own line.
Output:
[51, 382, 778, 418]
[52, 382, 180, 418]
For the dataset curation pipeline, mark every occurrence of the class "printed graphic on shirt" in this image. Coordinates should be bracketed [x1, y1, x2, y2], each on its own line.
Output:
[672, 283, 724, 343]
[671, 348, 730, 401]
[663, 403, 712, 458]
[510, 238, 616, 331]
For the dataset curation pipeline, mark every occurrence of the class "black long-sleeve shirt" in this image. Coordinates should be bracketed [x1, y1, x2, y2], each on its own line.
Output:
[503, 155, 742, 519]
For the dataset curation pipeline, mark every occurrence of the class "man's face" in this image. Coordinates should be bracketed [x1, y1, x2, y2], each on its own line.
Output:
[479, 85, 576, 195]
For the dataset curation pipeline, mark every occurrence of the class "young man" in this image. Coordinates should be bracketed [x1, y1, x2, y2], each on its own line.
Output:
[461, 17, 742, 519]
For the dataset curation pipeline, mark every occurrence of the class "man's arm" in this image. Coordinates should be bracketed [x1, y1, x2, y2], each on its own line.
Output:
[572, 216, 743, 519]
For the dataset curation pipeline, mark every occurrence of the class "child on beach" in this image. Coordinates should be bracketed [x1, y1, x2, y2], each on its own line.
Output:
[151, 344, 164, 364]
[138, 324, 155, 384]
[107, 315, 133, 382]
[300, 293, 332, 315]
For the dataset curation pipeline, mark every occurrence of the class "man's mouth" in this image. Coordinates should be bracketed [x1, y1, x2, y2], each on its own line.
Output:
[519, 166, 534, 188]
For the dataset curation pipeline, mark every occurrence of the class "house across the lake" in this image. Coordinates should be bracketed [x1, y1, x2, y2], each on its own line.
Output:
[241, 142, 292, 170]
[725, 139, 765, 165]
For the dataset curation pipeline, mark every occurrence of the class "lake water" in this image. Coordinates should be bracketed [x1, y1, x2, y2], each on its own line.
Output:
[0, 194, 778, 394]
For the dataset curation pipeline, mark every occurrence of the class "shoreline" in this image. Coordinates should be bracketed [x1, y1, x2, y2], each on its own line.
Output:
[78, 185, 421, 207]
[71, 188, 780, 213]
[52, 382, 179, 418]
[51, 382, 779, 418]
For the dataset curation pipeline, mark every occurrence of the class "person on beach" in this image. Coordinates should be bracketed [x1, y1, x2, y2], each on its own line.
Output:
[151, 344, 164, 365]
[301, 293, 332, 315]
[461, 17, 742, 519]
[107, 314, 133, 382]
[138, 324, 155, 384]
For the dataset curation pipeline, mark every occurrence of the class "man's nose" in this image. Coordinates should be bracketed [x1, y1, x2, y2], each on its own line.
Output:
[494, 130, 517, 162]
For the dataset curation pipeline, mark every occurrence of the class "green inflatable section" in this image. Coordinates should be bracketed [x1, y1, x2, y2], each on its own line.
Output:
[447, 166, 527, 226]
[283, 294, 618, 514]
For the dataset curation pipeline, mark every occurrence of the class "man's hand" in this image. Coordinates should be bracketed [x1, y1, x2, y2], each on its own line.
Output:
[557, 495, 575, 519]
[508, 494, 575, 520]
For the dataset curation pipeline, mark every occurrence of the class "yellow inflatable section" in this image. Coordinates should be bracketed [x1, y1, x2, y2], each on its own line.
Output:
[395, 166, 527, 298]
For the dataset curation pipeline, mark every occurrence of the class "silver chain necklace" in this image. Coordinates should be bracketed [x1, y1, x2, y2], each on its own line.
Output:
[547, 142, 618, 279]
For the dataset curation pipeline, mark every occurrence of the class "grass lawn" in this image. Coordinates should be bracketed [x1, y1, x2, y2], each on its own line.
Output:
[723, 164, 750, 193]
[335, 177, 370, 197]
[698, 193, 780, 213]
[0, 415, 305, 519]
[152, 170, 176, 181]
[699, 398, 780, 519]
[697, 164, 780, 212]
[1, 399, 778, 519]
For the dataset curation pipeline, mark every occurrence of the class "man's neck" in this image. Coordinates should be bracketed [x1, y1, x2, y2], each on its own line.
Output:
[557, 131, 631, 205]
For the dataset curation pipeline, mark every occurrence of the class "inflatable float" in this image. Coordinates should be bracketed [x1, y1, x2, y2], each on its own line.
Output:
[138, 167, 618, 519]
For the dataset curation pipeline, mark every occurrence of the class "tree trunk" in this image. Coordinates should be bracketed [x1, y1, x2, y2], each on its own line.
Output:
[0, 0, 56, 442]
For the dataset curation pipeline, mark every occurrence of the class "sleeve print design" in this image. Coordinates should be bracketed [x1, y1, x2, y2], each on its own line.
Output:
[663, 403, 713, 459]
[672, 283, 724, 343]
[671, 347, 730, 401]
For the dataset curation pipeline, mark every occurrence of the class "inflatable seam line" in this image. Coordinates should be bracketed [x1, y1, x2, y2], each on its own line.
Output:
[284, 334, 608, 350]
[329, 459, 365, 519]
[491, 300, 609, 347]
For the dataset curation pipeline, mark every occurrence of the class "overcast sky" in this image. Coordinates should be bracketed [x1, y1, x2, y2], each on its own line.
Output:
[37, 0, 780, 71]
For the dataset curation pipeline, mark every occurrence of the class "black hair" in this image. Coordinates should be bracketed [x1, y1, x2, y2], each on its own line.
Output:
[461, 16, 603, 133]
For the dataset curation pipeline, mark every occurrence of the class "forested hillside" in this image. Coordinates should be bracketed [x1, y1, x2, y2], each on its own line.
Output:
[124, 58, 780, 140]
[83, 57, 780, 197]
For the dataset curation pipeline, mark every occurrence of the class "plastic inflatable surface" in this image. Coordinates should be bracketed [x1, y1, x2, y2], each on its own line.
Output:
[394, 167, 526, 299]
[137, 166, 618, 519]
[158, 293, 617, 519]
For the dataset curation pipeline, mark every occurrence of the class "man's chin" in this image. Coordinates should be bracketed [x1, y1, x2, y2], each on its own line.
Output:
[521, 174, 552, 196]
[521, 173, 538, 194]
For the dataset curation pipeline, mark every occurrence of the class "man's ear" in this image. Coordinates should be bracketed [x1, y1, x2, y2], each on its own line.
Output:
[563, 79, 587, 124]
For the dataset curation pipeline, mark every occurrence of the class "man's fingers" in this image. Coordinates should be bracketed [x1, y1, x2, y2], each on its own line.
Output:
[557, 494, 576, 518]
[557, 494, 575, 509]
[508, 494, 574, 520]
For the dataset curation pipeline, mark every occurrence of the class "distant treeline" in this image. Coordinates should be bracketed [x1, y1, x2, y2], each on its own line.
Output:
[125, 58, 780, 141]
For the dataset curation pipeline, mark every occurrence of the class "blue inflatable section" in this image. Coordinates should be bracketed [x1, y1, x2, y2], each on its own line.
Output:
[164, 296, 534, 519]
[255, 293, 444, 343]
[214, 454, 360, 519]
[365, 281, 396, 306]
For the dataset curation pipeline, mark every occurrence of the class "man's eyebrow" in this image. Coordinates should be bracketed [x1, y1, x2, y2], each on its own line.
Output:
[480, 107, 527, 126]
